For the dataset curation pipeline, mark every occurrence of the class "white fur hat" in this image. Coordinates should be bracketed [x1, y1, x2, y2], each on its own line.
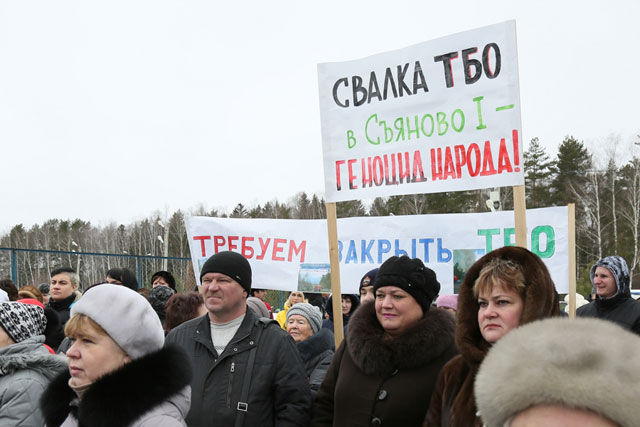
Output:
[71, 284, 164, 359]
[475, 317, 640, 426]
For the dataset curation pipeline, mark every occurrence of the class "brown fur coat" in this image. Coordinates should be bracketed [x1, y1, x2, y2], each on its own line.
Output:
[424, 246, 561, 427]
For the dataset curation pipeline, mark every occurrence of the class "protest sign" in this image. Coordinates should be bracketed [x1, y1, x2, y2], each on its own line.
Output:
[186, 206, 569, 294]
[318, 20, 523, 202]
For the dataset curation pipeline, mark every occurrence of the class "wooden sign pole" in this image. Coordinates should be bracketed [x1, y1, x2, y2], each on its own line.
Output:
[568, 203, 577, 318]
[325, 202, 344, 348]
[513, 185, 527, 248]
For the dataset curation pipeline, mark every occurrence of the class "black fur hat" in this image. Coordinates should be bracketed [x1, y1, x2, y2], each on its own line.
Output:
[374, 256, 440, 313]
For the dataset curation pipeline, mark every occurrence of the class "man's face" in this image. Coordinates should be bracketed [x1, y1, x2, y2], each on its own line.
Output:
[51, 273, 76, 301]
[201, 272, 247, 321]
[593, 266, 617, 299]
[253, 289, 267, 300]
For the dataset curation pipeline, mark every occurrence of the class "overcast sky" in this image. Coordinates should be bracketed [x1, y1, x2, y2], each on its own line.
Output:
[1, 0, 638, 234]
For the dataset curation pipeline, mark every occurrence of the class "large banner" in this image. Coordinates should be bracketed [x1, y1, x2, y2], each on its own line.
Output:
[318, 21, 523, 202]
[186, 207, 569, 294]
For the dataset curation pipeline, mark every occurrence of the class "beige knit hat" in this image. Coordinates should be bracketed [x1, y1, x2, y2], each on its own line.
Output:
[475, 317, 640, 427]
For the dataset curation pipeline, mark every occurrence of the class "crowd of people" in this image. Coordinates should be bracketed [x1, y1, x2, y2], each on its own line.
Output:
[0, 248, 639, 426]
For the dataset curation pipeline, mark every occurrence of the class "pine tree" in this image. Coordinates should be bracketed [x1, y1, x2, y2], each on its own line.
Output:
[523, 137, 555, 208]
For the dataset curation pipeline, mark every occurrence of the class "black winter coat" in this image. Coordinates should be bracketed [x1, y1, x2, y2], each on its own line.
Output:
[165, 309, 311, 427]
[312, 302, 457, 427]
[296, 327, 335, 397]
[577, 294, 640, 334]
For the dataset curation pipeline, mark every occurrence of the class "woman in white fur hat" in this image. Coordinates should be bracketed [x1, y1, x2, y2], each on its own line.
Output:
[40, 284, 192, 427]
[475, 317, 640, 426]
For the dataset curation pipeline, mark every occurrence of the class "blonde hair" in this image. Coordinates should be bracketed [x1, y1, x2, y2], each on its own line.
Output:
[65, 313, 109, 339]
[473, 257, 525, 298]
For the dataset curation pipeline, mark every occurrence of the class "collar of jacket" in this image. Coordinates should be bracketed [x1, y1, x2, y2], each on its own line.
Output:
[296, 327, 335, 363]
[48, 293, 77, 310]
[40, 345, 192, 427]
[596, 291, 631, 310]
[346, 302, 455, 376]
[192, 309, 261, 364]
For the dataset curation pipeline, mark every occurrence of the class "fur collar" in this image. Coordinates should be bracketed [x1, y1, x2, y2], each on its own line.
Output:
[346, 301, 455, 376]
[455, 246, 561, 368]
[296, 327, 334, 363]
[40, 345, 191, 427]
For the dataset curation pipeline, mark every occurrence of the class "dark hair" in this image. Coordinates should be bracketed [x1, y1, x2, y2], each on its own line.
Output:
[151, 271, 176, 291]
[250, 288, 266, 297]
[50, 267, 80, 287]
[164, 292, 204, 333]
[51, 267, 75, 276]
[0, 279, 19, 301]
[106, 268, 139, 291]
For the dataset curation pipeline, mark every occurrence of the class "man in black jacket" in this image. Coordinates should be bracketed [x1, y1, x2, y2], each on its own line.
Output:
[577, 255, 640, 334]
[165, 251, 311, 427]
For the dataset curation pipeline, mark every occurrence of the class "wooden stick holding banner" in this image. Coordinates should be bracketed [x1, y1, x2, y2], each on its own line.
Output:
[325, 202, 345, 348]
[568, 203, 576, 318]
[513, 185, 527, 248]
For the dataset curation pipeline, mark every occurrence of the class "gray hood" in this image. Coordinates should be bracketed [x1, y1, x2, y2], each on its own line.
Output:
[0, 335, 67, 378]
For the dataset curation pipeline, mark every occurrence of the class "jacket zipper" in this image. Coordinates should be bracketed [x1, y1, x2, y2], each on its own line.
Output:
[227, 362, 235, 407]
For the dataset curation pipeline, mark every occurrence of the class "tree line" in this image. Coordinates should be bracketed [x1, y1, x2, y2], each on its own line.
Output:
[2, 135, 639, 296]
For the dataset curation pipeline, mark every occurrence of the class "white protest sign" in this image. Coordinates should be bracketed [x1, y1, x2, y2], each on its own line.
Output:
[186, 207, 568, 294]
[318, 20, 523, 202]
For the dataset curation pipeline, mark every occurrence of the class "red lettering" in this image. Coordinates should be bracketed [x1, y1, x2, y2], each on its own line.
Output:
[412, 150, 427, 182]
[443, 147, 456, 180]
[227, 235, 239, 252]
[288, 240, 307, 262]
[347, 159, 358, 189]
[454, 145, 467, 178]
[497, 137, 513, 173]
[480, 141, 497, 176]
[213, 236, 226, 253]
[335, 160, 345, 191]
[241, 237, 255, 258]
[431, 148, 443, 181]
[257, 238, 271, 260]
[193, 236, 210, 257]
[373, 156, 384, 186]
[399, 151, 410, 183]
[467, 143, 481, 176]
[272, 238, 287, 261]
[361, 157, 373, 187]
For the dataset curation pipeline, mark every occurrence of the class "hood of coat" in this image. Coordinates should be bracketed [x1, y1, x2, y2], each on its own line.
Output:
[590, 255, 630, 298]
[296, 327, 334, 364]
[455, 246, 561, 368]
[40, 345, 192, 427]
[0, 335, 67, 378]
[325, 294, 360, 321]
[346, 301, 455, 376]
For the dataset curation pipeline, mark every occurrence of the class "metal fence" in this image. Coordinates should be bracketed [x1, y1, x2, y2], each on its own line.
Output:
[0, 247, 296, 312]
[0, 247, 194, 293]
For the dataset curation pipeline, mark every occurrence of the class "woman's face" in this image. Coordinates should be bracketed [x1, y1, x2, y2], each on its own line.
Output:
[286, 314, 314, 342]
[66, 323, 131, 387]
[0, 327, 14, 348]
[477, 285, 524, 344]
[375, 286, 423, 336]
[289, 292, 304, 306]
[341, 296, 352, 315]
